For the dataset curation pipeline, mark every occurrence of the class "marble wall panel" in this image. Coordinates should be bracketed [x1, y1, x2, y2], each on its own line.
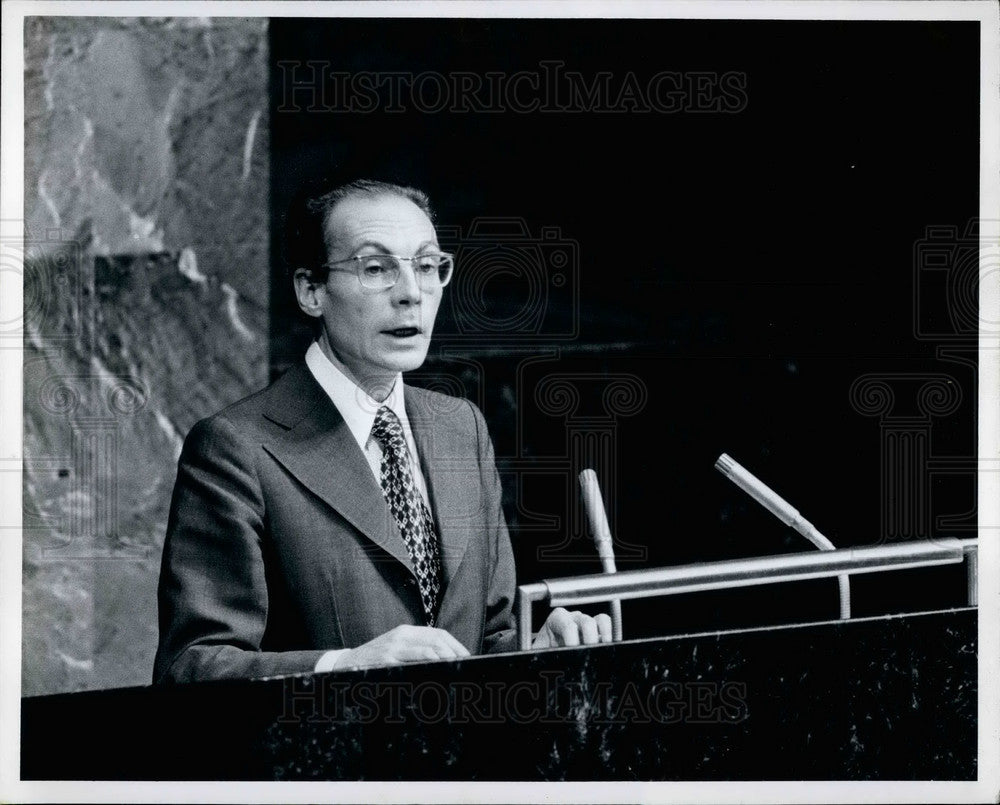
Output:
[23, 16, 270, 695]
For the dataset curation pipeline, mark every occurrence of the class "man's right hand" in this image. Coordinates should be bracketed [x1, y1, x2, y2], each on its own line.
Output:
[326, 625, 471, 671]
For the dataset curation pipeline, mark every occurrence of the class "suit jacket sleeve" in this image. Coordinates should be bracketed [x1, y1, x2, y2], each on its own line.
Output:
[469, 400, 519, 654]
[153, 414, 325, 684]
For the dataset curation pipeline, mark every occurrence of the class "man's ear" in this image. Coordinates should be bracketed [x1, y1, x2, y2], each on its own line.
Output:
[293, 268, 324, 319]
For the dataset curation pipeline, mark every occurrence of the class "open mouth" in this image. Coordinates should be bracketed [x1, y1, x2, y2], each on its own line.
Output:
[383, 327, 421, 338]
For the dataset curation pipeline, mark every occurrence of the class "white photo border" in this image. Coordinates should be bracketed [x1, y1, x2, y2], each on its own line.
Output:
[1, 1, 997, 802]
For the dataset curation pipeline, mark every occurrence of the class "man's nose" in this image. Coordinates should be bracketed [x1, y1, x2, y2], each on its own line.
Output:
[390, 261, 422, 304]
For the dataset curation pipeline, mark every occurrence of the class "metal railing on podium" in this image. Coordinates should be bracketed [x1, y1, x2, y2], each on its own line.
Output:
[516, 537, 978, 650]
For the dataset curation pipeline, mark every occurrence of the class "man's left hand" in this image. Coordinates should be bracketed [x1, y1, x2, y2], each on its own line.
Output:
[531, 607, 613, 649]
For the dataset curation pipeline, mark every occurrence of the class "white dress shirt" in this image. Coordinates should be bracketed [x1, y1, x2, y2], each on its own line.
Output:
[304, 341, 433, 672]
[304, 341, 431, 507]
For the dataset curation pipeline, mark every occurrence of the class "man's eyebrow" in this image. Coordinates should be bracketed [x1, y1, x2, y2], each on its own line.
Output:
[350, 240, 392, 254]
[351, 239, 441, 255]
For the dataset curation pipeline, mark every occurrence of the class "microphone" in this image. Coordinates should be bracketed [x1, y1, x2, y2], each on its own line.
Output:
[579, 469, 623, 640]
[714, 453, 850, 619]
[714, 453, 836, 551]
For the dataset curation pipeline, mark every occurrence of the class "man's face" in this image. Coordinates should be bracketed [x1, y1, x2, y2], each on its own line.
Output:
[313, 193, 443, 387]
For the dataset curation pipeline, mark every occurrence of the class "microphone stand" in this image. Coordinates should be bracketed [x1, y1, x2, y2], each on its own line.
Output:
[579, 469, 624, 641]
[715, 453, 851, 619]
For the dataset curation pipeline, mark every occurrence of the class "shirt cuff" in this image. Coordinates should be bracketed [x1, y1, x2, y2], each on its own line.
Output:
[313, 649, 352, 673]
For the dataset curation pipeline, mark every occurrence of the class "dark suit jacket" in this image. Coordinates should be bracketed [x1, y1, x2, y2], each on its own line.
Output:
[153, 363, 516, 684]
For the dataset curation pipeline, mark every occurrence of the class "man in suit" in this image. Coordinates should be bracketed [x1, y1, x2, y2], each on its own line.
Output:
[154, 179, 610, 683]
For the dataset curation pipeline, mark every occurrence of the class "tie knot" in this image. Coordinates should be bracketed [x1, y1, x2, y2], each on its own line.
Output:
[371, 405, 406, 451]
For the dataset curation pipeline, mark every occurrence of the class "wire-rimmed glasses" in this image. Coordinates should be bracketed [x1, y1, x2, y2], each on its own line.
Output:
[325, 252, 454, 290]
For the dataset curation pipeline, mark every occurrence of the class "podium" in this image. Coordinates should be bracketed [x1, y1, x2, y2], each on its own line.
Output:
[21, 607, 975, 780]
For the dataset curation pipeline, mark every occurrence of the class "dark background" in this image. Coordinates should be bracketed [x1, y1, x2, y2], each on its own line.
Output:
[268, 19, 978, 639]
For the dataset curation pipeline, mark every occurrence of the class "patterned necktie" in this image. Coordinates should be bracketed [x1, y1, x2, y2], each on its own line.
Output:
[370, 405, 442, 625]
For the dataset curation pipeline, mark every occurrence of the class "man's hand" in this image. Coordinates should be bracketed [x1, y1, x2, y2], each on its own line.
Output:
[332, 624, 471, 671]
[531, 607, 613, 649]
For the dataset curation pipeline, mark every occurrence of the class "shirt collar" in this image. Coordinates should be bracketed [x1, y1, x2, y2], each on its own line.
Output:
[304, 341, 408, 452]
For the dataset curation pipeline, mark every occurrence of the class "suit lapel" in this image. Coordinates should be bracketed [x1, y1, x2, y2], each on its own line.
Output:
[260, 365, 415, 574]
[405, 387, 472, 589]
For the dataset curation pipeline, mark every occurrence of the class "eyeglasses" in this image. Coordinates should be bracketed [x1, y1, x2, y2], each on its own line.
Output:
[324, 252, 454, 290]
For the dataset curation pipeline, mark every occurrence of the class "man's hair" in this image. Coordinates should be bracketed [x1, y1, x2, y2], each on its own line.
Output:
[284, 178, 435, 283]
